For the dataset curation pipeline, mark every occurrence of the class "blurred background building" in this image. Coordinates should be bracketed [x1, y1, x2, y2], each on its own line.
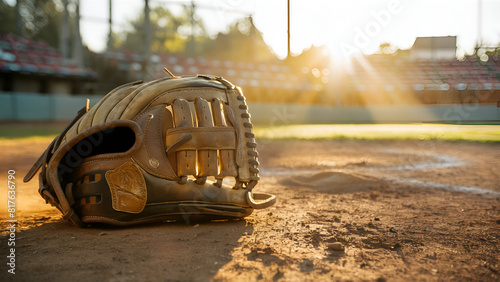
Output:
[409, 36, 457, 60]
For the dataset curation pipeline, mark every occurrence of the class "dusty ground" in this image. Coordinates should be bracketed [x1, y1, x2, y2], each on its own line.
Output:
[0, 138, 499, 281]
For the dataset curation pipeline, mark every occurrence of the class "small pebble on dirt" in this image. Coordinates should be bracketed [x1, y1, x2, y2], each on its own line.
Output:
[327, 242, 344, 251]
[99, 232, 107, 236]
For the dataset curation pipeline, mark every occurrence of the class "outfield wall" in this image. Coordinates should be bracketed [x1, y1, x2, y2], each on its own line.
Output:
[0, 92, 104, 121]
[1, 92, 499, 123]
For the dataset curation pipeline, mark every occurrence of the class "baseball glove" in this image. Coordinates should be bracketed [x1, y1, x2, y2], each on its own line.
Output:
[24, 73, 275, 227]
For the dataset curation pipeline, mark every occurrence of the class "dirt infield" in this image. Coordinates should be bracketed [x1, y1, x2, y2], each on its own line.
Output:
[0, 138, 499, 281]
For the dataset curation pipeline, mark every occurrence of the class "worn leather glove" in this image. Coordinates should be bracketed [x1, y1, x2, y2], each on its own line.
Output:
[24, 73, 275, 227]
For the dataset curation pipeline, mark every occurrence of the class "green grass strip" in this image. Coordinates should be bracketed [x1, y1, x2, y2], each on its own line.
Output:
[2, 123, 500, 143]
[254, 124, 500, 143]
[0, 124, 61, 140]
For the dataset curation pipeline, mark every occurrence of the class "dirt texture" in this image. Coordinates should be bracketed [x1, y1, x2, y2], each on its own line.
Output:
[1, 138, 499, 281]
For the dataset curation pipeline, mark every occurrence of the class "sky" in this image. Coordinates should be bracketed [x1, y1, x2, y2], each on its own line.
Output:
[73, 0, 500, 60]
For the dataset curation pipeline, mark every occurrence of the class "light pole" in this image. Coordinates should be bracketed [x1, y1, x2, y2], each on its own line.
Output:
[287, 0, 291, 58]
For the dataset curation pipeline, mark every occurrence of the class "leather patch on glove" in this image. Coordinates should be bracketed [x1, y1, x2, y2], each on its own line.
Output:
[105, 162, 147, 214]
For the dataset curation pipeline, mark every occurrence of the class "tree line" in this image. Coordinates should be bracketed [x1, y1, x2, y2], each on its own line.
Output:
[0, 0, 277, 63]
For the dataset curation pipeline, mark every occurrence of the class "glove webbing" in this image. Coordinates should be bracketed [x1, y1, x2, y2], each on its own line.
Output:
[168, 95, 259, 190]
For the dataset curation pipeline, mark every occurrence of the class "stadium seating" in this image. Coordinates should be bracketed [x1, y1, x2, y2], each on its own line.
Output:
[2, 32, 498, 105]
[350, 55, 500, 92]
[0, 34, 96, 78]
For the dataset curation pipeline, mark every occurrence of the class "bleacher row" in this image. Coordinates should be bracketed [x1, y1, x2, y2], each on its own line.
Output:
[350, 56, 500, 92]
[2, 34, 499, 100]
[107, 50, 500, 97]
[103, 51, 316, 91]
[0, 34, 96, 78]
